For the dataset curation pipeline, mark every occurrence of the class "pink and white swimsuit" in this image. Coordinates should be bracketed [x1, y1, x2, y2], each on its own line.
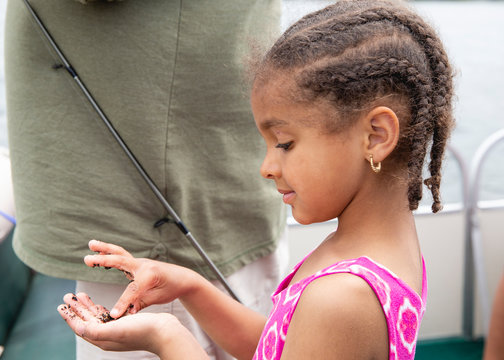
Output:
[253, 256, 427, 360]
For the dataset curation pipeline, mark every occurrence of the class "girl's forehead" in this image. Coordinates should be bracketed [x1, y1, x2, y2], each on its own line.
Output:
[252, 79, 339, 132]
[252, 72, 305, 107]
[252, 76, 300, 114]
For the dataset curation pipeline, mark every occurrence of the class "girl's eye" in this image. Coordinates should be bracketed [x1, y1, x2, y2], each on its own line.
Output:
[275, 141, 293, 151]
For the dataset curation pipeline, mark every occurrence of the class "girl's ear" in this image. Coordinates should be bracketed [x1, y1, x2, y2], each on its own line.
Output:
[362, 106, 400, 162]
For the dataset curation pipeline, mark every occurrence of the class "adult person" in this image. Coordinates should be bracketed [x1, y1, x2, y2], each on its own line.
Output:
[5, 0, 287, 359]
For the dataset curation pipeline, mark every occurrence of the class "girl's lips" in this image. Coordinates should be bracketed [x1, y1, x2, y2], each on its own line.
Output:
[278, 190, 295, 204]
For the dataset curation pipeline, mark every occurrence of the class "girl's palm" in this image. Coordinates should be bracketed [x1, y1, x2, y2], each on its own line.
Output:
[58, 292, 186, 354]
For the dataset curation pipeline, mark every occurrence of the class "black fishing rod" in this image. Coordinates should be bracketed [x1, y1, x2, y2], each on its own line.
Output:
[22, 0, 241, 303]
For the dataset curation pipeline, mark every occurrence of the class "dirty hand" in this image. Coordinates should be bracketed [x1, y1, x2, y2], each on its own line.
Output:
[84, 240, 198, 319]
[58, 292, 209, 358]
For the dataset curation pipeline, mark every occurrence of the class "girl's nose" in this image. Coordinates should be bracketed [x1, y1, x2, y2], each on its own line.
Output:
[260, 152, 280, 180]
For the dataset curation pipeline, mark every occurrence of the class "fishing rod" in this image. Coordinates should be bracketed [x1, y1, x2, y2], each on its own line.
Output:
[22, 0, 241, 303]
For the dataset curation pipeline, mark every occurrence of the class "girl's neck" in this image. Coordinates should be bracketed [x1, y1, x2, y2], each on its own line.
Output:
[293, 178, 423, 295]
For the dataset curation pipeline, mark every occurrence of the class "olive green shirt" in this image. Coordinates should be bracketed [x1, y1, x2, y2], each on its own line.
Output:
[5, 0, 286, 283]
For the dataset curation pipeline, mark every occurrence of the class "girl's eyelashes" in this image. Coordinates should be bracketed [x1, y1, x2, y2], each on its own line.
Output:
[275, 141, 293, 151]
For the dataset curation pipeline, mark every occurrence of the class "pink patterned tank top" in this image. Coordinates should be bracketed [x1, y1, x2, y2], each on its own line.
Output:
[252, 256, 427, 360]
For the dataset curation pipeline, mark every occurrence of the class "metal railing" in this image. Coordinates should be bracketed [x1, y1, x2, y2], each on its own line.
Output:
[463, 128, 504, 339]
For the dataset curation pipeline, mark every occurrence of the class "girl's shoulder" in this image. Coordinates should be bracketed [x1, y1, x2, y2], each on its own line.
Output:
[270, 256, 427, 359]
[280, 269, 390, 359]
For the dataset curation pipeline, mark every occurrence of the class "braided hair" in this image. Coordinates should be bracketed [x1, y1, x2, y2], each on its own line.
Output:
[255, 0, 454, 213]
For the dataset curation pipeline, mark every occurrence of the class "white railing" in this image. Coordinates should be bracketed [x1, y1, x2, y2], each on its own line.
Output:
[463, 128, 504, 339]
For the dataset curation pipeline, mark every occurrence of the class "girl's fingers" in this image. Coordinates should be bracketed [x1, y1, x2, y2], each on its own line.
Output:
[75, 292, 110, 319]
[83, 254, 136, 280]
[60, 293, 115, 328]
[88, 240, 133, 257]
[58, 303, 88, 337]
[63, 293, 102, 322]
[110, 281, 141, 319]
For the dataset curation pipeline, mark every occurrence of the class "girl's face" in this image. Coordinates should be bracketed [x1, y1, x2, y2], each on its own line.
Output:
[251, 76, 368, 225]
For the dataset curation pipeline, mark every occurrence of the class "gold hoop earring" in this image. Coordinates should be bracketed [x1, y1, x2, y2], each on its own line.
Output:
[369, 155, 381, 173]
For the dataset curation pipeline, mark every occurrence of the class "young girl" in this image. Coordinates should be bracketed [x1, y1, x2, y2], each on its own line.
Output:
[58, 0, 454, 358]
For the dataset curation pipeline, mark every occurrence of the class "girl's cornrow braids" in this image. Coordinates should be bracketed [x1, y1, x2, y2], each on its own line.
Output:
[319, 5, 454, 212]
[276, 3, 453, 100]
[271, 5, 454, 128]
[317, 7, 453, 129]
[316, 5, 453, 95]
[299, 55, 435, 211]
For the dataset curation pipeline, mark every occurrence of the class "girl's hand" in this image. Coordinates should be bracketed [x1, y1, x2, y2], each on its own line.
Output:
[84, 240, 198, 319]
[58, 292, 209, 359]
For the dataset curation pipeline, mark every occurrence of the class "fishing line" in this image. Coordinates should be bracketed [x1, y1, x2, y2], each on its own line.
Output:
[22, 0, 241, 303]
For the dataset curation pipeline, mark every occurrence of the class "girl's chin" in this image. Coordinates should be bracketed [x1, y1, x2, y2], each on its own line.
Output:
[292, 208, 337, 225]
[292, 211, 316, 225]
